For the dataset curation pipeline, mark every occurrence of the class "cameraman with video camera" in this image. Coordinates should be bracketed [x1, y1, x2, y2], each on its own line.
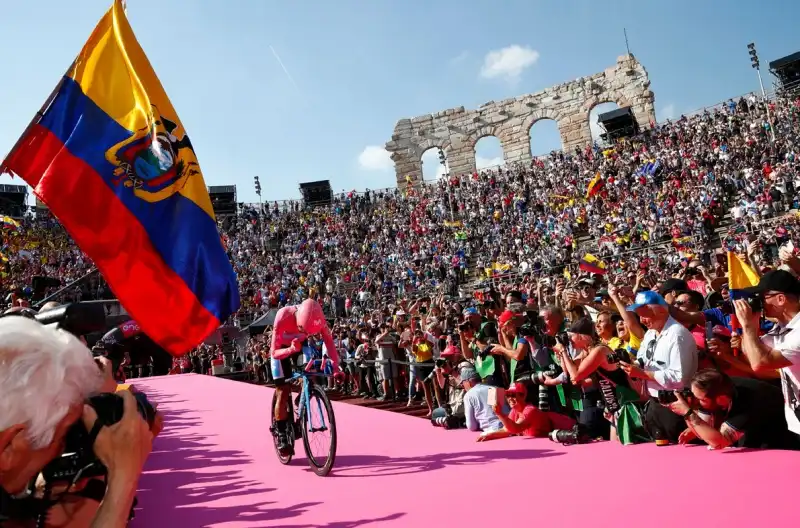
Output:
[0, 317, 155, 527]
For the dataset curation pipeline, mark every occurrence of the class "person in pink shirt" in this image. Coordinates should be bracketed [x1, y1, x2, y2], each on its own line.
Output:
[477, 383, 575, 441]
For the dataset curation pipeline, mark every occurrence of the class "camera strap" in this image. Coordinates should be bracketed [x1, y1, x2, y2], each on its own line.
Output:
[88, 419, 107, 447]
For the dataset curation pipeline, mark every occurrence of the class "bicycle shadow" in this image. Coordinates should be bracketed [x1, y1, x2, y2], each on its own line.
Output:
[133, 392, 322, 527]
[298, 448, 564, 478]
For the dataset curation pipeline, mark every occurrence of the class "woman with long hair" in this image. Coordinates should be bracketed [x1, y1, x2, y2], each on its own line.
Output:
[556, 317, 648, 444]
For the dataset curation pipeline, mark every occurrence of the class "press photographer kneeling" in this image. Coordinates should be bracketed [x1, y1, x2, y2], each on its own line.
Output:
[0, 316, 157, 527]
[663, 369, 798, 450]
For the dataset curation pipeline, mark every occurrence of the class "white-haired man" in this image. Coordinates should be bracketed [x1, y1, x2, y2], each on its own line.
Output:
[0, 317, 153, 527]
[619, 291, 699, 445]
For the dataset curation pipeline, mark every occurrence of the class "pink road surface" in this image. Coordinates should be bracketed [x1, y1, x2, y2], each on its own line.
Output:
[130, 374, 798, 528]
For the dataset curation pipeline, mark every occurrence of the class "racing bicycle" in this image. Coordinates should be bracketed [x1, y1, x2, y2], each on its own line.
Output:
[270, 357, 338, 476]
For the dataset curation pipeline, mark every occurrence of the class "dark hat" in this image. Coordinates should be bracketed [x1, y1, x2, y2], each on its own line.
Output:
[743, 270, 800, 296]
[568, 317, 594, 337]
[659, 278, 688, 296]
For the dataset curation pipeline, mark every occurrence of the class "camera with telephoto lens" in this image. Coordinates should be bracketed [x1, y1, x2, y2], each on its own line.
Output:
[435, 358, 447, 368]
[458, 321, 472, 333]
[606, 348, 631, 364]
[41, 392, 156, 484]
[548, 424, 590, 445]
[0, 302, 108, 337]
[529, 367, 557, 411]
[657, 388, 694, 405]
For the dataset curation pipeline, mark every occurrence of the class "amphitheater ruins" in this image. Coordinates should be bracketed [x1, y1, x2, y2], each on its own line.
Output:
[384, 54, 656, 186]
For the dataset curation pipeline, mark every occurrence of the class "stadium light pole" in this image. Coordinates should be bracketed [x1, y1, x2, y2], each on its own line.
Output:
[253, 175, 265, 249]
[748, 42, 776, 142]
[253, 175, 262, 208]
[438, 148, 456, 222]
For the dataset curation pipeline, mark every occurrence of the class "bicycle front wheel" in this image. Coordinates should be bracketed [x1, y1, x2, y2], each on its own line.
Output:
[300, 383, 337, 476]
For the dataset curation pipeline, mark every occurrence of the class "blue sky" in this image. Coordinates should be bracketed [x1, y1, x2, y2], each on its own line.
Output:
[1, 0, 799, 204]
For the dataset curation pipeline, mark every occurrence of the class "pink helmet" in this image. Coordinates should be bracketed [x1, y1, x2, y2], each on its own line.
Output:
[296, 299, 325, 335]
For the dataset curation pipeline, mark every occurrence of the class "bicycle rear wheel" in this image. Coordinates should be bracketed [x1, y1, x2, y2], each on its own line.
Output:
[270, 390, 295, 465]
[300, 383, 337, 476]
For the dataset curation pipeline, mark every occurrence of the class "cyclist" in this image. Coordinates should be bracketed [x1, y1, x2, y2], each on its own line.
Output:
[270, 299, 339, 456]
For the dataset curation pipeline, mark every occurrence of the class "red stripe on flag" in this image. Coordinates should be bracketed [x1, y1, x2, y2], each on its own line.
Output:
[8, 125, 220, 355]
[579, 262, 608, 275]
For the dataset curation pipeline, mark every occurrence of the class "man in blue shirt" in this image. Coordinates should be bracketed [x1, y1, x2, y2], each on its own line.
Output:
[464, 366, 507, 434]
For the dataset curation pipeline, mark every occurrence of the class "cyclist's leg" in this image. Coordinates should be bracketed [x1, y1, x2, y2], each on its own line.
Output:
[271, 355, 295, 454]
[272, 355, 295, 417]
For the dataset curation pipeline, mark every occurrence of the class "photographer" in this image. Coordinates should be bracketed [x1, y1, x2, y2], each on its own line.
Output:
[664, 369, 798, 450]
[733, 270, 800, 440]
[430, 345, 473, 429]
[557, 318, 647, 444]
[0, 317, 154, 528]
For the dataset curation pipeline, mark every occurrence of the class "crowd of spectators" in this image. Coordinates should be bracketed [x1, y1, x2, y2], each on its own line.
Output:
[4, 91, 800, 451]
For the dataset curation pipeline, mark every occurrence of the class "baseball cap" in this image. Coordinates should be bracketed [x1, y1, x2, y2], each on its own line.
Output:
[659, 278, 688, 296]
[626, 291, 668, 312]
[498, 310, 516, 325]
[441, 345, 459, 357]
[506, 382, 527, 396]
[459, 364, 480, 383]
[463, 307, 479, 317]
[743, 270, 800, 296]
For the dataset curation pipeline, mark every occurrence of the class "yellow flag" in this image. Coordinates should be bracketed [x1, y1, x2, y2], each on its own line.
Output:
[727, 251, 759, 297]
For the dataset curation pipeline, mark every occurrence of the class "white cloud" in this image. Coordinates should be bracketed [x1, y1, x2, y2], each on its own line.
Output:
[358, 145, 392, 171]
[476, 156, 505, 169]
[660, 103, 676, 121]
[480, 45, 539, 82]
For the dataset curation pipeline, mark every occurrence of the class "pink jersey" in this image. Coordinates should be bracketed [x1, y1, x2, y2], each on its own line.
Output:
[270, 305, 339, 367]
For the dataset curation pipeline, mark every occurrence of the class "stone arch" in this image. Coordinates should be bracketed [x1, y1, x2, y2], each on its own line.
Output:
[417, 137, 452, 156]
[385, 55, 657, 186]
[466, 125, 502, 150]
[529, 117, 562, 157]
[580, 91, 631, 142]
[521, 107, 564, 135]
[420, 145, 450, 180]
[472, 135, 505, 172]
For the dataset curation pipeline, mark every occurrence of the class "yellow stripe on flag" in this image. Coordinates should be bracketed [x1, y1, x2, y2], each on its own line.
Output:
[728, 252, 759, 291]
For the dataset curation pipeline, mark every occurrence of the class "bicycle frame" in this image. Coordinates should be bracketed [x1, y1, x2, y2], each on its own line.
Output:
[288, 366, 330, 434]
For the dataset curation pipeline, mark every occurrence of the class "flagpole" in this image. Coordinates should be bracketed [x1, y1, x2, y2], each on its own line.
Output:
[0, 60, 76, 177]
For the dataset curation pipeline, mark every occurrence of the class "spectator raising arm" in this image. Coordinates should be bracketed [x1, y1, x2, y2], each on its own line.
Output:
[734, 299, 793, 372]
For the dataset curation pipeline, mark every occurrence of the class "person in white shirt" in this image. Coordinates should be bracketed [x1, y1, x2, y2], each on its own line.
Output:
[620, 291, 698, 444]
[734, 270, 800, 440]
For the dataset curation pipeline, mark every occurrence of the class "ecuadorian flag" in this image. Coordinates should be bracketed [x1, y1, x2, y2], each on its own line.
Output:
[579, 253, 607, 275]
[1, 216, 20, 232]
[728, 251, 759, 299]
[2, 0, 239, 355]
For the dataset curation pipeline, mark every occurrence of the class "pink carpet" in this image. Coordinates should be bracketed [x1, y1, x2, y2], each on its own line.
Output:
[130, 374, 798, 527]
